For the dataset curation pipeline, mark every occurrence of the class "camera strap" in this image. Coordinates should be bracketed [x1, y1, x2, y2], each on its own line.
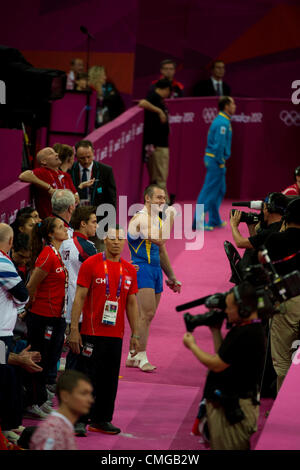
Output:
[271, 249, 300, 265]
[233, 318, 262, 327]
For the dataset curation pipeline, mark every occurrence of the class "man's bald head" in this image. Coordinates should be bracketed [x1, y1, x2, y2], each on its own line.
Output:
[36, 147, 61, 169]
[0, 224, 14, 252]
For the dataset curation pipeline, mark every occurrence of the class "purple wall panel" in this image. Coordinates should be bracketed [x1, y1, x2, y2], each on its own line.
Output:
[2, 0, 138, 53]
[2, 0, 300, 101]
[166, 97, 300, 201]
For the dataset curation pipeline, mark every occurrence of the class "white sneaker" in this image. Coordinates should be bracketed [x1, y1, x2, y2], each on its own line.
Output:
[40, 401, 53, 414]
[24, 405, 48, 420]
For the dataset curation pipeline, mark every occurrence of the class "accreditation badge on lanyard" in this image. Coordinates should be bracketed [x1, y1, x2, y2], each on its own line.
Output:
[101, 252, 123, 326]
[49, 244, 69, 318]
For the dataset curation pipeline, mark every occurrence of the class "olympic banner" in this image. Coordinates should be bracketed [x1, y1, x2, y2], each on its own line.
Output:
[166, 98, 300, 201]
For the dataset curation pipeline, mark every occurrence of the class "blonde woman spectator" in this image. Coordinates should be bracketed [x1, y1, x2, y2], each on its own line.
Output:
[88, 65, 124, 128]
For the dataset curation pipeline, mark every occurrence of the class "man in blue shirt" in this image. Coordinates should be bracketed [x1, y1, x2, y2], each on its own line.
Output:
[193, 97, 236, 231]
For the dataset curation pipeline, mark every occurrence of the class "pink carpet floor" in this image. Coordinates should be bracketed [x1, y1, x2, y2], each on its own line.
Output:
[23, 199, 274, 451]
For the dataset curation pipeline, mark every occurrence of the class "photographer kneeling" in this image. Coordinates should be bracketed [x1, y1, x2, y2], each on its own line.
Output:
[230, 193, 288, 274]
[183, 282, 265, 451]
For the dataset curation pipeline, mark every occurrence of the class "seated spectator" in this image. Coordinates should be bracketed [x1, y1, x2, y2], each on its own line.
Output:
[51, 189, 76, 239]
[282, 166, 300, 196]
[74, 73, 89, 92]
[66, 58, 85, 90]
[88, 65, 125, 128]
[24, 217, 69, 419]
[193, 60, 231, 97]
[150, 59, 184, 98]
[30, 370, 93, 450]
[18, 147, 79, 219]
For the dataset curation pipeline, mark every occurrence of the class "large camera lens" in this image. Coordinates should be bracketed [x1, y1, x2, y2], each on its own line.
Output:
[184, 310, 226, 332]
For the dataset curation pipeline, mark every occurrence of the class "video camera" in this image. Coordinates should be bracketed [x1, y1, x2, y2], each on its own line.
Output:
[230, 200, 263, 225]
[177, 246, 300, 331]
[242, 247, 300, 317]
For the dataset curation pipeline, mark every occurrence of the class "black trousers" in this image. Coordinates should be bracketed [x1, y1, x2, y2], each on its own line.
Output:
[0, 364, 23, 430]
[65, 323, 82, 371]
[76, 335, 123, 424]
[26, 312, 66, 406]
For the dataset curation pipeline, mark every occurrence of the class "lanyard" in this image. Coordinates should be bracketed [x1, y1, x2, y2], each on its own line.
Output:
[102, 252, 123, 299]
[0, 250, 11, 261]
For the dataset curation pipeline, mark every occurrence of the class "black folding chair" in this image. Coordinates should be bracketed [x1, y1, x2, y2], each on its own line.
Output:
[224, 240, 243, 284]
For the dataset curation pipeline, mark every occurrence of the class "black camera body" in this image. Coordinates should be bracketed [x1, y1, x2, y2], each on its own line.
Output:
[184, 310, 226, 332]
[230, 209, 261, 225]
[243, 263, 300, 318]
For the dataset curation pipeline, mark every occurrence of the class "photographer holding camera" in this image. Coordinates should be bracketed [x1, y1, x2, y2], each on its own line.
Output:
[183, 282, 265, 450]
[230, 193, 288, 273]
[263, 197, 300, 392]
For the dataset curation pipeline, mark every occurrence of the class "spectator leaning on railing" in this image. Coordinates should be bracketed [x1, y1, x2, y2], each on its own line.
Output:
[19, 147, 79, 219]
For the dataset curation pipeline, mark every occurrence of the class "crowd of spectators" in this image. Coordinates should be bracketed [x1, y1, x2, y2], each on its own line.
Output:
[63, 56, 232, 134]
[1, 52, 299, 451]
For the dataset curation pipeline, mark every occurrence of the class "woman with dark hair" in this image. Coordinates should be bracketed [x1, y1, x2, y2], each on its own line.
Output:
[24, 217, 69, 420]
[14, 206, 41, 225]
[52, 143, 74, 173]
[12, 213, 36, 239]
[52, 143, 79, 205]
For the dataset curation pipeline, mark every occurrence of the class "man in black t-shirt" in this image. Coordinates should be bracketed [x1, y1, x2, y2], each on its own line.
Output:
[139, 78, 171, 202]
[183, 282, 265, 450]
[263, 197, 300, 392]
[229, 193, 288, 280]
